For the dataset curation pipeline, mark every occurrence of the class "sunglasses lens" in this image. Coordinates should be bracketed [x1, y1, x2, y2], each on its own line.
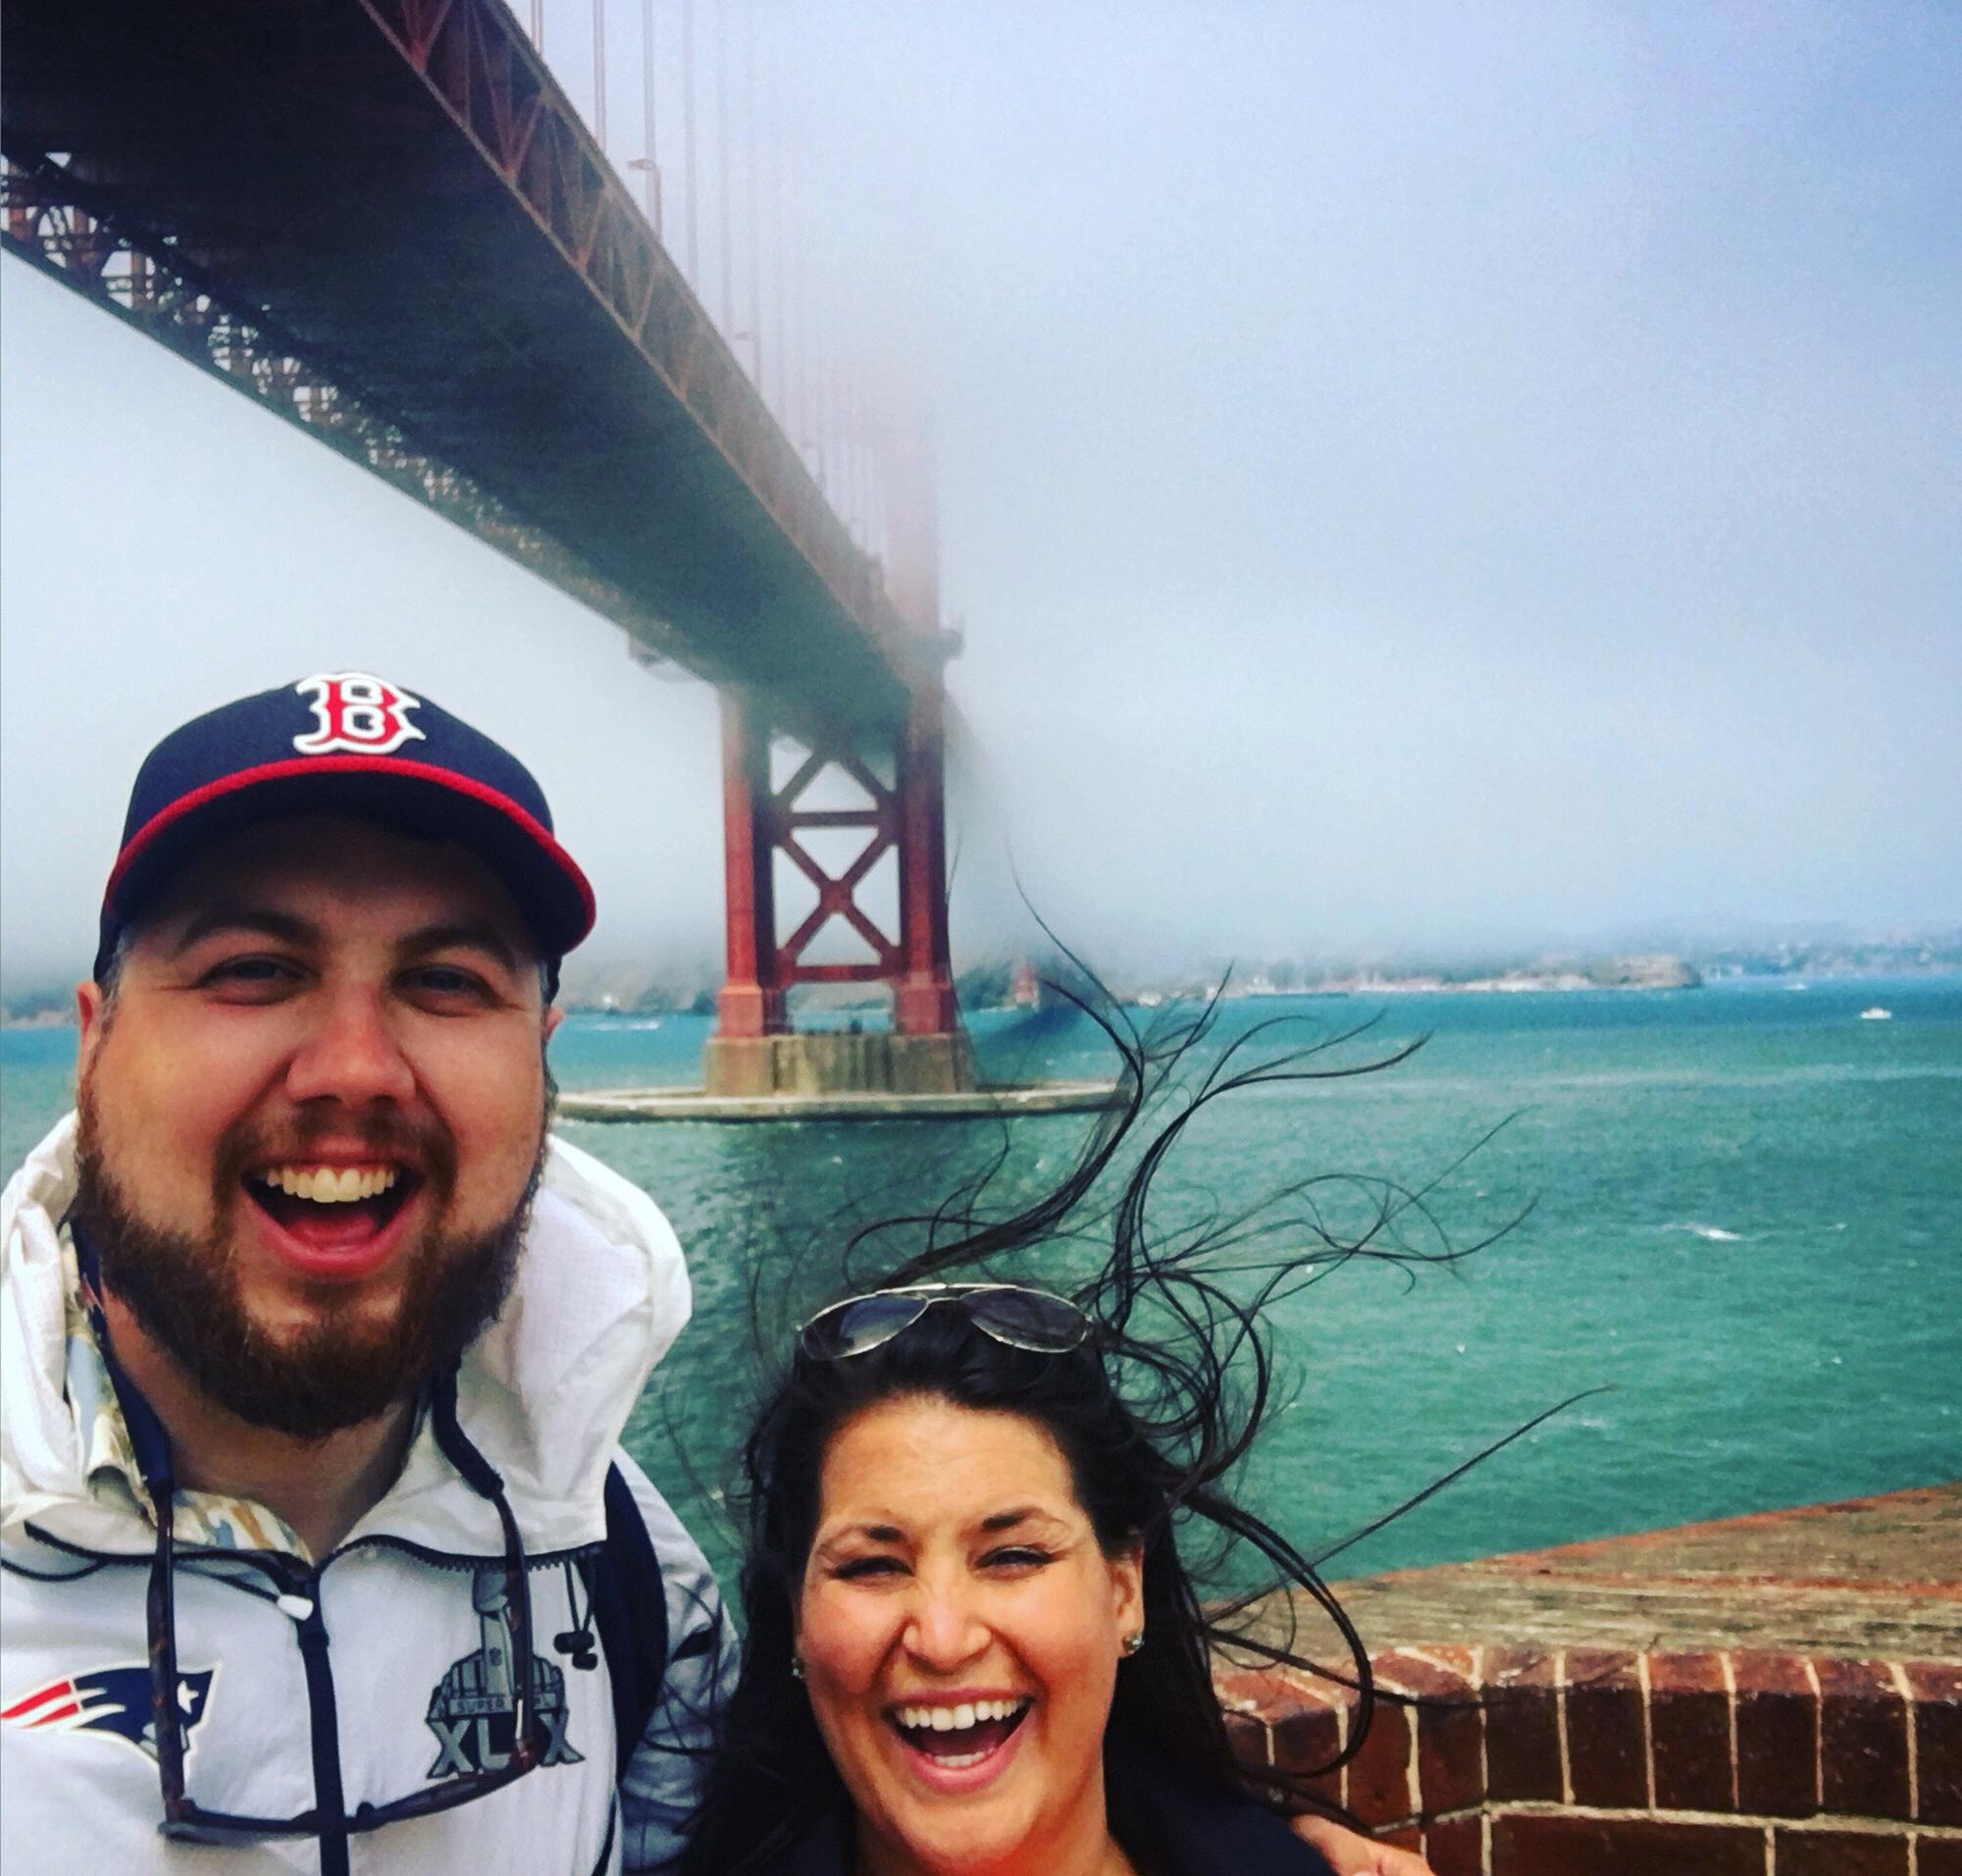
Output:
[800, 1293, 931, 1361]
[969, 1289, 1089, 1353]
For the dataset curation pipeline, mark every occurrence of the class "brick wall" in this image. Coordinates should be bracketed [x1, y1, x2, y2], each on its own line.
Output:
[1218, 1649, 1962, 1874]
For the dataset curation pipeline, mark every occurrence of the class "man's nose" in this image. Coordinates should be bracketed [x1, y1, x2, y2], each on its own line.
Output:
[902, 1579, 990, 1672]
[284, 984, 416, 1107]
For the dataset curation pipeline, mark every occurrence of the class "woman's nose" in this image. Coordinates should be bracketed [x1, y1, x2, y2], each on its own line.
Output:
[902, 1581, 990, 1671]
[284, 985, 416, 1107]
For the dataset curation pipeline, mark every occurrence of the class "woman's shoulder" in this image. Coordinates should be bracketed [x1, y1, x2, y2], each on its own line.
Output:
[731, 1762, 1336, 1876]
[740, 1811, 852, 1876]
[1109, 1749, 1336, 1876]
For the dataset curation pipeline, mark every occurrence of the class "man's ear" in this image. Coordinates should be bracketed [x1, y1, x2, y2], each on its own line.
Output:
[542, 1003, 565, 1043]
[76, 980, 107, 1071]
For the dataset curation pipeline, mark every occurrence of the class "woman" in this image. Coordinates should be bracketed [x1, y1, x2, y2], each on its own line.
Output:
[681, 999, 1463, 1875]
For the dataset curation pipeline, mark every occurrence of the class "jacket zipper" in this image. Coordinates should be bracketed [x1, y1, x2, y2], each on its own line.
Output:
[285, 1567, 351, 1876]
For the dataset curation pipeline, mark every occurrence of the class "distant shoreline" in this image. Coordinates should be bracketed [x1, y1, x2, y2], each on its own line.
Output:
[5, 961, 1959, 1030]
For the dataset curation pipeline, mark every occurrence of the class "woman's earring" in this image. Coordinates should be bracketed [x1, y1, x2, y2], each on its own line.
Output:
[790, 1654, 805, 1681]
[1121, 1630, 1145, 1657]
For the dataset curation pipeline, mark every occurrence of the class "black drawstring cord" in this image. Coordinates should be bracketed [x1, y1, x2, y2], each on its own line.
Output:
[428, 1368, 546, 1770]
[556, 1558, 598, 1669]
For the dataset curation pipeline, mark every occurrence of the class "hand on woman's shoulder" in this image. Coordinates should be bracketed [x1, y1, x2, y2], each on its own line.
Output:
[1289, 1813, 1436, 1875]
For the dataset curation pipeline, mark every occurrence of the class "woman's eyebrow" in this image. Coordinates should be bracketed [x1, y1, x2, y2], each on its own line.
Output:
[816, 1521, 907, 1551]
[979, 1506, 1062, 1534]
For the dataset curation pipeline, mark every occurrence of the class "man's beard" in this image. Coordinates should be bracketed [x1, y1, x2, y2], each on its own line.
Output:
[71, 1081, 552, 1440]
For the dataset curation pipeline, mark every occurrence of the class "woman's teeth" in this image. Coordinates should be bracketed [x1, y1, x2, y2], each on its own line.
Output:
[257, 1166, 399, 1203]
[895, 1698, 1026, 1732]
[892, 1696, 1030, 1772]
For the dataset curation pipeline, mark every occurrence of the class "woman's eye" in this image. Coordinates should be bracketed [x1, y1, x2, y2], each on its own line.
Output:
[833, 1555, 905, 1582]
[981, 1546, 1054, 1571]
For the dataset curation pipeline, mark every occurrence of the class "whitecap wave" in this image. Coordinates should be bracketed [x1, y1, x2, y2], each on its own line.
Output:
[1666, 1222, 1748, 1242]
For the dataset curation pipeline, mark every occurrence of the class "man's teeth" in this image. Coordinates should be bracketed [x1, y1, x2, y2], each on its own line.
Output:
[258, 1166, 399, 1204]
[895, 1698, 1027, 1733]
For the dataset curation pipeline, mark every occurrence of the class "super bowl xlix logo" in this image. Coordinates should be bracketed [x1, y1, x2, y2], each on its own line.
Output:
[425, 1570, 582, 1780]
[292, 672, 426, 756]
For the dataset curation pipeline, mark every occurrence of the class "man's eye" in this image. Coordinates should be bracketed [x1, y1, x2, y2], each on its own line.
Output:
[199, 956, 300, 989]
[403, 965, 492, 1000]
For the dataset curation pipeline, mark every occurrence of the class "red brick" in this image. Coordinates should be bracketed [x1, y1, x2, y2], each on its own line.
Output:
[1906, 1660, 1962, 1825]
[1378, 1825, 1423, 1850]
[1652, 1650, 1735, 1813]
[1344, 1695, 1415, 1826]
[1817, 1658, 1910, 1821]
[1492, 1814, 1762, 1875]
[1423, 1813, 1482, 1876]
[1564, 1647, 1647, 1810]
[1733, 1650, 1819, 1817]
[1773, 1828, 1910, 1876]
[1484, 1647, 1563, 1802]
[1917, 1839, 1962, 1876]
[1375, 1649, 1484, 1816]
[1266, 1678, 1350, 1810]
[1214, 1667, 1292, 1722]
[1414, 1644, 1479, 1680]
[1224, 1709, 1268, 1773]
[1373, 1648, 1474, 1698]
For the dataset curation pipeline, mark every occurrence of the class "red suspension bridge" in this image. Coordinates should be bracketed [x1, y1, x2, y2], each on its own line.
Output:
[2, 0, 1048, 1110]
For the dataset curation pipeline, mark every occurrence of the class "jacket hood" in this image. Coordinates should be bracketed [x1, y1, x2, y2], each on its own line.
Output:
[1, 1113, 691, 1561]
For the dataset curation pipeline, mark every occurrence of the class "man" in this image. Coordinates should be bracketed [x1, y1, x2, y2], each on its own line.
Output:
[1, 673, 732, 1873]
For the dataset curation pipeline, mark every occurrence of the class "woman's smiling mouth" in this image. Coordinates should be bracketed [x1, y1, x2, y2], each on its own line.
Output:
[889, 1696, 1033, 1775]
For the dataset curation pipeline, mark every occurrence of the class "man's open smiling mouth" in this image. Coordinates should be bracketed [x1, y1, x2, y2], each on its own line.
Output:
[243, 1161, 422, 1272]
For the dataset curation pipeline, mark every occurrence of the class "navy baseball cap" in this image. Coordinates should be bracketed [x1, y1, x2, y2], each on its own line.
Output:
[95, 672, 595, 985]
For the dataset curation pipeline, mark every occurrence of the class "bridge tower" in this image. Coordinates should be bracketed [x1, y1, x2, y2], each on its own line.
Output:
[707, 442, 973, 1100]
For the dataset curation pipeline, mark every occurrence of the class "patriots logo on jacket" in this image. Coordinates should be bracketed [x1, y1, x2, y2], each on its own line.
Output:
[1, 1667, 215, 1761]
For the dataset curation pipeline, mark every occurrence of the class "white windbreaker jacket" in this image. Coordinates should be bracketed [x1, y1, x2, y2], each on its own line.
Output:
[0, 1116, 734, 1876]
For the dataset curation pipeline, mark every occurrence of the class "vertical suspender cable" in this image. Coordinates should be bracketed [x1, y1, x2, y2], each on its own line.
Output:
[641, 0, 660, 234]
[767, 31, 787, 428]
[715, 0, 733, 339]
[831, 351, 847, 532]
[855, 373, 869, 551]
[865, 375, 880, 565]
[531, 0, 543, 50]
[682, 0, 697, 280]
[593, 0, 607, 151]
[789, 99, 806, 456]
[744, 0, 762, 389]
[840, 356, 852, 538]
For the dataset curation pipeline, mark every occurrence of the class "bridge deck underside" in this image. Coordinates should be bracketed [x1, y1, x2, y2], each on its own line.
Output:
[2, 0, 912, 732]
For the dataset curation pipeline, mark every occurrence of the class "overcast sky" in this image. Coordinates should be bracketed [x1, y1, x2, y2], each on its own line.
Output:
[3, 0, 1957, 992]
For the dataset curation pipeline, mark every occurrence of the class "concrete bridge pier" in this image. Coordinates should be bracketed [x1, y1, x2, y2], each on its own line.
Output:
[704, 687, 975, 1101]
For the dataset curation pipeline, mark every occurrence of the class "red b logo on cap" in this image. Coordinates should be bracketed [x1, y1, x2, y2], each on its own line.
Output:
[292, 673, 426, 756]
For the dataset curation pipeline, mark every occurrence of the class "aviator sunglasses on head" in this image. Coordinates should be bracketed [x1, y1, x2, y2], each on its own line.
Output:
[796, 1281, 1092, 1363]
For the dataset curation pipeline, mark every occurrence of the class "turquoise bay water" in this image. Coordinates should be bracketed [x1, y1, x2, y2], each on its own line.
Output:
[4, 977, 1956, 1594]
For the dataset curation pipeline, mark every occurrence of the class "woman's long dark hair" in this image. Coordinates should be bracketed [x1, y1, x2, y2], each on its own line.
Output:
[679, 986, 1521, 1874]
